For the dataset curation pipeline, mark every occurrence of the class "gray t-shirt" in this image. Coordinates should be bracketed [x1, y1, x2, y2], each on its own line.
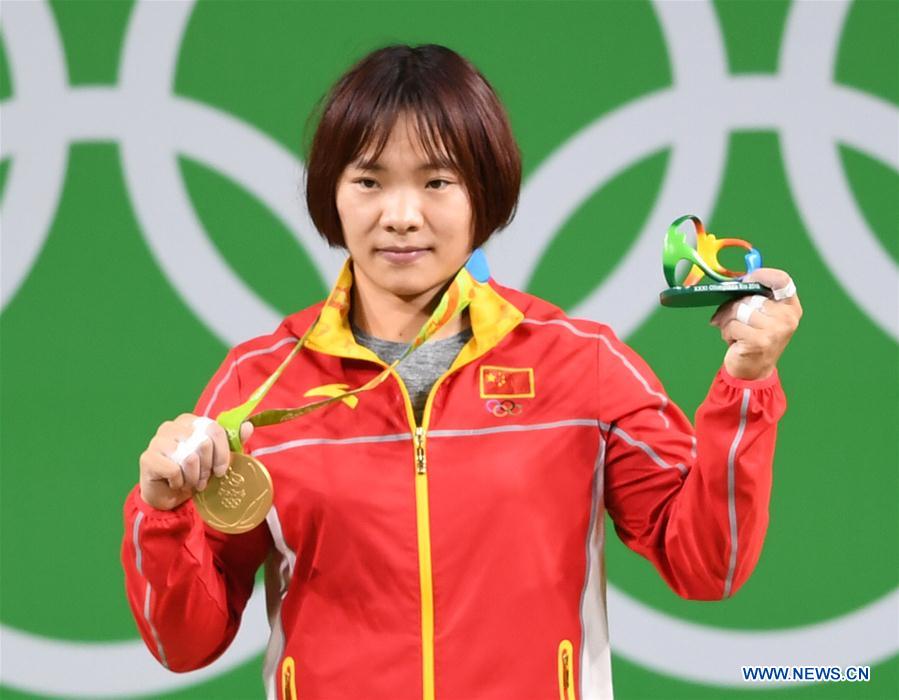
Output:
[351, 321, 473, 424]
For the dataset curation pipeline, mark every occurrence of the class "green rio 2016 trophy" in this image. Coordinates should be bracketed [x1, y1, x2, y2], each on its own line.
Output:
[660, 214, 773, 308]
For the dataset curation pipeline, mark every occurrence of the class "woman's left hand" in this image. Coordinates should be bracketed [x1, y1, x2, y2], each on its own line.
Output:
[709, 267, 803, 381]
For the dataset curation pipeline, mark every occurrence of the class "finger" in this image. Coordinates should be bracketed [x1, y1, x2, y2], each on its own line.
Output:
[195, 431, 214, 489]
[178, 451, 201, 491]
[174, 412, 200, 427]
[240, 421, 254, 444]
[711, 292, 768, 325]
[157, 419, 193, 442]
[717, 296, 775, 330]
[157, 432, 199, 488]
[209, 422, 232, 478]
[740, 266, 791, 291]
[141, 448, 184, 491]
[769, 275, 797, 302]
[744, 268, 801, 310]
[721, 318, 765, 346]
[774, 285, 803, 318]
[738, 290, 801, 338]
[710, 297, 742, 326]
[168, 416, 214, 474]
[736, 296, 773, 328]
[761, 295, 802, 326]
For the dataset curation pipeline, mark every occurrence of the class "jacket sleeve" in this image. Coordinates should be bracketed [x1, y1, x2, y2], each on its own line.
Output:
[120, 348, 273, 671]
[597, 325, 787, 600]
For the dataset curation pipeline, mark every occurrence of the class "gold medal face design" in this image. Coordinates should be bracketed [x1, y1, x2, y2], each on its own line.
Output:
[194, 452, 273, 534]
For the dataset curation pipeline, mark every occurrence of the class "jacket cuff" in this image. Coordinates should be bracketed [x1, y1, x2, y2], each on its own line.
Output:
[717, 364, 781, 390]
[129, 483, 197, 521]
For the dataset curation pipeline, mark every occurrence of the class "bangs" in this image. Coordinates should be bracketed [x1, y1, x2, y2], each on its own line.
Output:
[350, 100, 460, 174]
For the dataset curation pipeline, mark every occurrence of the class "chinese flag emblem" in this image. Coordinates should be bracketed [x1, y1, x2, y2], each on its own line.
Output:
[479, 366, 535, 398]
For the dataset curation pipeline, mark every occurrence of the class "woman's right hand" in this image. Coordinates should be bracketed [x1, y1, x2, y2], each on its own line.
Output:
[139, 414, 254, 511]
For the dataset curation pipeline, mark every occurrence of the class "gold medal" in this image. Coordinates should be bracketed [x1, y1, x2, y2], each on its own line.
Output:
[194, 452, 273, 534]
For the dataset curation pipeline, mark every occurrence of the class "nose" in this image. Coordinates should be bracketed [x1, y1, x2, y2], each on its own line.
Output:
[380, 188, 423, 235]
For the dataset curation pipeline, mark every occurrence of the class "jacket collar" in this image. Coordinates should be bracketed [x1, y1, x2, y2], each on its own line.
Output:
[303, 253, 524, 371]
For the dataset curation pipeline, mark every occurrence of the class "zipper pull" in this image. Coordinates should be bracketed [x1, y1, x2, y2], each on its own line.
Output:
[559, 640, 575, 699]
[415, 426, 427, 474]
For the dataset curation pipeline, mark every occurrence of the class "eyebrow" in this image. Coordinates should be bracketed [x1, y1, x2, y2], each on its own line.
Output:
[352, 158, 454, 172]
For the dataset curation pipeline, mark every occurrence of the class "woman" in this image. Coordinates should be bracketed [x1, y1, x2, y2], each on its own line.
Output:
[122, 44, 802, 700]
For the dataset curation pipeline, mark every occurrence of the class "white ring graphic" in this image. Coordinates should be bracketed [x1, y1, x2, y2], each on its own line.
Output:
[0, 0, 896, 695]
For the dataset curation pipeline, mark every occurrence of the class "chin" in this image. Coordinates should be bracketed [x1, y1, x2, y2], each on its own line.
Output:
[352, 251, 460, 299]
[379, 272, 446, 299]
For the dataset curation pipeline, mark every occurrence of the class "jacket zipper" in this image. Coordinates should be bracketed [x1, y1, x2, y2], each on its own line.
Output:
[558, 639, 575, 700]
[371, 357, 462, 700]
[281, 656, 297, 700]
[397, 363, 459, 700]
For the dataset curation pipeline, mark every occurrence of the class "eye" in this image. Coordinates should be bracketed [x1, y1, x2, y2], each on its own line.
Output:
[427, 179, 452, 190]
[353, 178, 378, 190]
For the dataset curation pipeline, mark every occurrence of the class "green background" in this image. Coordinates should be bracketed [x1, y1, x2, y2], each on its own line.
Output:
[1, 0, 896, 698]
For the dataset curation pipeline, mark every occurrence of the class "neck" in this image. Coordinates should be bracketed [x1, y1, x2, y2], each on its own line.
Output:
[350, 262, 470, 343]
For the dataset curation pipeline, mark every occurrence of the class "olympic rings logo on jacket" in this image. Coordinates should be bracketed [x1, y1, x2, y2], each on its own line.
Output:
[484, 398, 523, 417]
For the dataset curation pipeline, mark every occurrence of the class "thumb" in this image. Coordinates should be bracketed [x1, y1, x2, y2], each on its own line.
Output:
[240, 421, 254, 444]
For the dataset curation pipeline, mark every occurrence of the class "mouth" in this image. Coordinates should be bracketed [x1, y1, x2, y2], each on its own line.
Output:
[377, 245, 432, 252]
[376, 246, 432, 264]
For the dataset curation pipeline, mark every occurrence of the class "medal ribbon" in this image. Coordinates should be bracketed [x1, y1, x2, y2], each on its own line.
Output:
[215, 250, 487, 452]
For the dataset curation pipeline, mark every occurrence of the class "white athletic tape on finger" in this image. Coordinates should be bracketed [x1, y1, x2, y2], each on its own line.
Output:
[170, 416, 215, 467]
[772, 277, 796, 301]
[737, 302, 755, 325]
[747, 294, 767, 312]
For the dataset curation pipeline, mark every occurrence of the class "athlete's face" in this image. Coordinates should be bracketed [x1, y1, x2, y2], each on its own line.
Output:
[335, 113, 475, 299]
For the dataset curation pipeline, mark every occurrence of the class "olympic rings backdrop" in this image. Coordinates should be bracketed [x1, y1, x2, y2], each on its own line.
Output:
[1, 1, 896, 698]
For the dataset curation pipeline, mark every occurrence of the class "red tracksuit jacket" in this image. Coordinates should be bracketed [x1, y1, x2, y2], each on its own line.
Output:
[121, 257, 787, 699]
